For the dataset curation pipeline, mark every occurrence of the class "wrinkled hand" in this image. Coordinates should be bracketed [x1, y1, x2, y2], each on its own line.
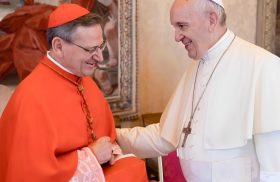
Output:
[88, 136, 113, 164]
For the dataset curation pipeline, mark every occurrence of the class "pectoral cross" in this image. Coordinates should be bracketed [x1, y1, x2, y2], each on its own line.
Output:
[181, 121, 192, 147]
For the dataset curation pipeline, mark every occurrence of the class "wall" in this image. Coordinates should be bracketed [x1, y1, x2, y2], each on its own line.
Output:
[137, 0, 257, 114]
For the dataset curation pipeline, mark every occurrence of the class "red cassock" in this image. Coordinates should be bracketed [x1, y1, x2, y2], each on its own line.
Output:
[0, 57, 148, 182]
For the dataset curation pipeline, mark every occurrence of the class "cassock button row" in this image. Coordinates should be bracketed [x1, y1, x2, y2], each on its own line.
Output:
[81, 101, 87, 113]
[87, 117, 93, 124]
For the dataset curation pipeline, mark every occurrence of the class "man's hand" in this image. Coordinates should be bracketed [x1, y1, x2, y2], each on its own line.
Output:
[109, 143, 123, 165]
[88, 136, 113, 164]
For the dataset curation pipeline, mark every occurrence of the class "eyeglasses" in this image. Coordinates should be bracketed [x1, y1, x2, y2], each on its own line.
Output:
[68, 40, 106, 54]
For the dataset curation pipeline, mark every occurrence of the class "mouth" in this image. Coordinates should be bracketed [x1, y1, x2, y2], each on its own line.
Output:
[183, 40, 192, 49]
[85, 61, 97, 67]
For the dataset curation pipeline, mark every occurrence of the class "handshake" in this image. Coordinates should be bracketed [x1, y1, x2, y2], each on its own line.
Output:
[88, 136, 135, 165]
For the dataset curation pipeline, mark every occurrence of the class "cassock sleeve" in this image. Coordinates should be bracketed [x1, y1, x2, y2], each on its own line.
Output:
[70, 147, 105, 182]
[116, 123, 175, 158]
[254, 131, 280, 182]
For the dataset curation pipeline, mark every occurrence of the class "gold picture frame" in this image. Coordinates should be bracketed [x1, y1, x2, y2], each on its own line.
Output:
[256, 0, 277, 53]
[105, 0, 137, 116]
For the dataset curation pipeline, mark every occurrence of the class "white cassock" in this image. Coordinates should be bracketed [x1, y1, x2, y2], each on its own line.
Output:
[117, 30, 280, 182]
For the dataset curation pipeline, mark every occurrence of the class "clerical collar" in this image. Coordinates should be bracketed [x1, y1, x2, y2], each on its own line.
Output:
[202, 29, 235, 61]
[47, 51, 75, 75]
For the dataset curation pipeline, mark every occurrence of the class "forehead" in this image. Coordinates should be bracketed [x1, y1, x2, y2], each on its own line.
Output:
[170, 1, 193, 24]
[170, 0, 205, 25]
[72, 24, 103, 41]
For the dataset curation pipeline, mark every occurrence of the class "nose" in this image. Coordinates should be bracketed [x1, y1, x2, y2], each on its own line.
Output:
[92, 48, 104, 62]
[175, 30, 184, 42]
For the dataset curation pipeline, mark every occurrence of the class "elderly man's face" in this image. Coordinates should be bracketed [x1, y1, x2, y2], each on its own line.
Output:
[61, 24, 104, 77]
[170, 0, 212, 60]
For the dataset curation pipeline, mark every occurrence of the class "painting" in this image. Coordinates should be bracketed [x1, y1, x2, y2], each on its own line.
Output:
[99, 0, 137, 115]
[256, 0, 278, 54]
[94, 0, 137, 116]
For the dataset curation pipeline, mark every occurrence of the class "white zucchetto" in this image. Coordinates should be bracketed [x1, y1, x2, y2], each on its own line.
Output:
[211, 0, 224, 8]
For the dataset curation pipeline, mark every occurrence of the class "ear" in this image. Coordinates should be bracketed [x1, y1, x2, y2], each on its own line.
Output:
[51, 37, 65, 57]
[208, 11, 219, 32]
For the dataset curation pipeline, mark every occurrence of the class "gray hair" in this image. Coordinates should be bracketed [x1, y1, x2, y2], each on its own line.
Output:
[47, 13, 103, 48]
[193, 0, 226, 26]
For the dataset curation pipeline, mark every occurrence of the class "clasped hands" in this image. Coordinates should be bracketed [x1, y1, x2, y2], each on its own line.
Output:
[88, 136, 122, 165]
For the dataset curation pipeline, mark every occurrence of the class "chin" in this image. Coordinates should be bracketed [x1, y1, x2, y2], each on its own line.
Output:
[188, 51, 201, 60]
[188, 53, 196, 60]
[80, 70, 93, 77]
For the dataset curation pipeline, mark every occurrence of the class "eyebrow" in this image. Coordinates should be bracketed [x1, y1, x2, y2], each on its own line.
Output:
[88, 42, 105, 49]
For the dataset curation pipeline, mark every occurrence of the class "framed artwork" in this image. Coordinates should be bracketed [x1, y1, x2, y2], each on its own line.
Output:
[92, 0, 138, 116]
[256, 0, 278, 54]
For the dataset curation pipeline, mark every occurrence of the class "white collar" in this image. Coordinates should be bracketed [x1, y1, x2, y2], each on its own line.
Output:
[47, 51, 74, 75]
[202, 29, 235, 61]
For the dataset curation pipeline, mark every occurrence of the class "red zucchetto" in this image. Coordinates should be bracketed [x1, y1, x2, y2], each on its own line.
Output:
[48, 3, 89, 28]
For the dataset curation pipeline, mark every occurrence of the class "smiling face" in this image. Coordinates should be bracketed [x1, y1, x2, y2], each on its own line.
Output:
[170, 0, 213, 60]
[60, 24, 104, 76]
